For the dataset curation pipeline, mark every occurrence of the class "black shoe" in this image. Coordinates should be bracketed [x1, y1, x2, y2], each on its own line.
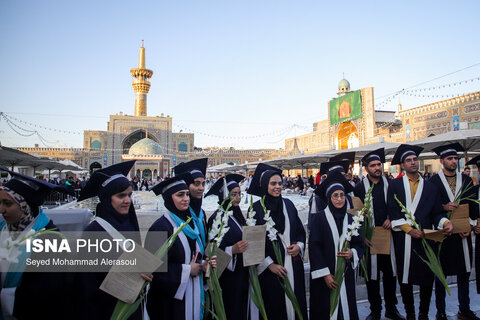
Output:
[386, 308, 406, 320]
[406, 313, 416, 320]
[436, 312, 447, 320]
[458, 310, 480, 320]
[418, 313, 429, 320]
[366, 311, 381, 320]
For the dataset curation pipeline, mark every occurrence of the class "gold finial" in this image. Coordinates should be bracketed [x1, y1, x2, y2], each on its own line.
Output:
[138, 42, 146, 69]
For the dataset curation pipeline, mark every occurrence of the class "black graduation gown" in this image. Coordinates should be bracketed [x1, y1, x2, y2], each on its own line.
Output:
[252, 198, 307, 320]
[9, 220, 72, 320]
[75, 219, 142, 320]
[471, 185, 480, 293]
[353, 176, 396, 279]
[309, 208, 365, 320]
[428, 172, 475, 275]
[145, 213, 203, 320]
[207, 210, 249, 320]
[386, 176, 445, 286]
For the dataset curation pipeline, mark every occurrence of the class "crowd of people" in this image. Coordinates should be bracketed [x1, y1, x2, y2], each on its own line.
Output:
[0, 143, 479, 319]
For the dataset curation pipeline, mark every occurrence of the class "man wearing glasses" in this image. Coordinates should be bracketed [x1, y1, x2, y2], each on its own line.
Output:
[387, 144, 453, 320]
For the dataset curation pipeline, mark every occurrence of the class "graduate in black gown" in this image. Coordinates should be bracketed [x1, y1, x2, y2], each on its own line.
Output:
[247, 163, 307, 320]
[387, 145, 452, 320]
[146, 174, 212, 320]
[466, 155, 480, 295]
[75, 160, 147, 320]
[353, 148, 404, 320]
[309, 172, 365, 320]
[429, 143, 479, 320]
[174, 158, 209, 253]
[205, 174, 249, 320]
[0, 168, 69, 320]
[308, 160, 352, 230]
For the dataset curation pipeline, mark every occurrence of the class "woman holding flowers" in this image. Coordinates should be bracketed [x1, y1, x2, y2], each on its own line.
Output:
[0, 168, 69, 319]
[205, 174, 249, 320]
[76, 160, 149, 320]
[309, 172, 364, 320]
[146, 174, 212, 320]
[247, 163, 307, 320]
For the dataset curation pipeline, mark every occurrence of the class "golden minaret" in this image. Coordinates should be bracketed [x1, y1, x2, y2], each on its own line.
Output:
[131, 40, 153, 116]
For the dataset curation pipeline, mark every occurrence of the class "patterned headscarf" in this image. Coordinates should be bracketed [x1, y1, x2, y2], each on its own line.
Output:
[0, 186, 35, 232]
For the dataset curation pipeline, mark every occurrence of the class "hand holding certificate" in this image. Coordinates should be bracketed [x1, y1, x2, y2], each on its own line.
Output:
[242, 225, 266, 267]
[100, 245, 163, 304]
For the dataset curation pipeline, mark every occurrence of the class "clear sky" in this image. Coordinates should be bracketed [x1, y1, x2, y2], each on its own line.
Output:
[1, 0, 479, 149]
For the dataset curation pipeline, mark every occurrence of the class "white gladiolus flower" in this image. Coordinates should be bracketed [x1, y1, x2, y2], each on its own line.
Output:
[208, 225, 219, 241]
[267, 228, 278, 241]
[217, 226, 230, 244]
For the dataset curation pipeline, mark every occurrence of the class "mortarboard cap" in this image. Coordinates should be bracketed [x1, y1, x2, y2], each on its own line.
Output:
[391, 144, 423, 165]
[0, 167, 65, 207]
[432, 143, 464, 159]
[173, 158, 208, 184]
[247, 163, 282, 197]
[314, 171, 353, 202]
[361, 148, 385, 166]
[330, 152, 355, 164]
[150, 173, 190, 200]
[466, 155, 480, 168]
[204, 174, 244, 199]
[77, 160, 135, 201]
[320, 160, 350, 175]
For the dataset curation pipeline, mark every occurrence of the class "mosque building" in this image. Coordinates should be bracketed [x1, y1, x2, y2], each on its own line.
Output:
[80, 43, 289, 178]
[285, 78, 480, 175]
[82, 42, 194, 179]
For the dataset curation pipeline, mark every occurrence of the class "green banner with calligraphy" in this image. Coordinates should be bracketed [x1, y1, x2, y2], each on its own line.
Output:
[329, 90, 362, 125]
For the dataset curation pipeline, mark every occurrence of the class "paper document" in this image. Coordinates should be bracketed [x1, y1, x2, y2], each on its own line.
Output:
[205, 245, 231, 278]
[451, 204, 471, 234]
[242, 225, 266, 267]
[352, 197, 365, 210]
[370, 227, 391, 255]
[100, 245, 163, 304]
[424, 229, 445, 243]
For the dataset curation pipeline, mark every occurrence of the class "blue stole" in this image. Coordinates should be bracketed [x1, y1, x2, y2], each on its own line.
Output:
[0, 211, 51, 288]
[189, 207, 206, 248]
[169, 211, 205, 318]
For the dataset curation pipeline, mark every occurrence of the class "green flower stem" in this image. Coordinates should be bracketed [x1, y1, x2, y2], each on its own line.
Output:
[359, 184, 374, 281]
[248, 266, 268, 320]
[205, 198, 234, 320]
[271, 241, 304, 320]
[393, 194, 450, 295]
[329, 241, 349, 317]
